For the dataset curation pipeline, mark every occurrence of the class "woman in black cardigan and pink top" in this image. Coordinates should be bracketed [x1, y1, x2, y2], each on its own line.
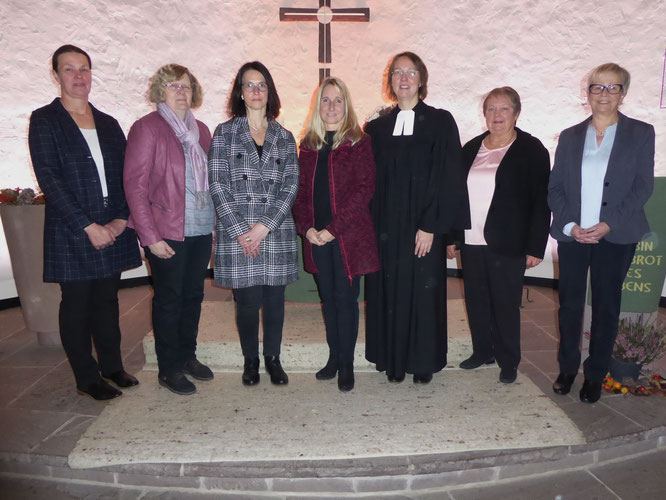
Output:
[449, 86, 550, 384]
[293, 77, 379, 392]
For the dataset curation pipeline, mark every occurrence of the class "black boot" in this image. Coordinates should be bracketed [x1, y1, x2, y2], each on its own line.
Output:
[265, 356, 289, 385]
[316, 355, 338, 380]
[338, 362, 354, 392]
[242, 357, 260, 386]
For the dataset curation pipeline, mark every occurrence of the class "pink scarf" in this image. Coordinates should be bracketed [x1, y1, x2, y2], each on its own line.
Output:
[157, 102, 209, 208]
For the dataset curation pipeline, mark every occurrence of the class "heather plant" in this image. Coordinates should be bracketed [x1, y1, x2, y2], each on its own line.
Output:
[613, 315, 666, 365]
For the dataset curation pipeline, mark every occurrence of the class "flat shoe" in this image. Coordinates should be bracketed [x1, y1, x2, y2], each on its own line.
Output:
[159, 372, 196, 395]
[552, 373, 577, 395]
[103, 370, 139, 388]
[316, 356, 338, 381]
[499, 367, 517, 384]
[413, 373, 433, 384]
[77, 380, 122, 400]
[580, 379, 602, 403]
[459, 355, 495, 370]
[387, 373, 405, 383]
[183, 358, 214, 381]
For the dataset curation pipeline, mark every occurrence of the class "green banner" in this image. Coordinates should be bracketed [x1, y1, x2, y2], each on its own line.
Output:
[619, 177, 666, 313]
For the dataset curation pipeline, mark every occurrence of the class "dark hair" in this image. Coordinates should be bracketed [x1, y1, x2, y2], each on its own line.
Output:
[227, 61, 281, 119]
[384, 51, 428, 102]
[52, 45, 91, 72]
[482, 86, 522, 115]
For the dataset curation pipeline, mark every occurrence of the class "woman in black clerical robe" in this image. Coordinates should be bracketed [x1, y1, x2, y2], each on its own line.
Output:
[364, 52, 467, 384]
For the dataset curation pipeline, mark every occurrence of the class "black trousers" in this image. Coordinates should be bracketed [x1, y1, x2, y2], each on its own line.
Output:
[461, 245, 526, 370]
[312, 240, 361, 363]
[233, 284, 286, 358]
[59, 274, 124, 389]
[145, 234, 212, 377]
[557, 239, 636, 382]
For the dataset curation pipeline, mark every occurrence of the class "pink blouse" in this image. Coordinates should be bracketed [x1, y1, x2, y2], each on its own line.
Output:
[464, 140, 513, 245]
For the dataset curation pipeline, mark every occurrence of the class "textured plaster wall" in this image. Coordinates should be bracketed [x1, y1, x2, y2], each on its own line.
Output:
[0, 0, 665, 298]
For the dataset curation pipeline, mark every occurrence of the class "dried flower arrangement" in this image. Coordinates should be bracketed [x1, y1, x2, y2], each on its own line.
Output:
[0, 188, 45, 205]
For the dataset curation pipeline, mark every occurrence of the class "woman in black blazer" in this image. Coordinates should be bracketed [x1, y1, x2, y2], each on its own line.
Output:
[28, 45, 141, 400]
[449, 87, 550, 383]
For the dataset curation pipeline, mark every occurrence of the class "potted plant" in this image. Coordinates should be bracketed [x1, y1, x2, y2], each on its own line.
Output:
[0, 188, 61, 345]
[610, 314, 666, 381]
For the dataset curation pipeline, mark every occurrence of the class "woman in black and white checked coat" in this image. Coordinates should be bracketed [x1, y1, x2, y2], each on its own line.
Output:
[208, 61, 299, 386]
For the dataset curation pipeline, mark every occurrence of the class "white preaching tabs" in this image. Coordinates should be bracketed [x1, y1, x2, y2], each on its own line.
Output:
[392, 109, 415, 136]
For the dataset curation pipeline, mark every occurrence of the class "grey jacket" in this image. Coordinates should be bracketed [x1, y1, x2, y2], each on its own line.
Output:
[548, 112, 655, 244]
[208, 117, 299, 288]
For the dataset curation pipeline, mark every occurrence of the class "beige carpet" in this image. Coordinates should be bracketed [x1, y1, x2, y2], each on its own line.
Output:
[141, 299, 474, 371]
[68, 300, 585, 468]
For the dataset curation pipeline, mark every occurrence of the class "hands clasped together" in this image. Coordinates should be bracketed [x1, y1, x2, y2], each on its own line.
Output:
[570, 222, 611, 244]
[237, 222, 271, 257]
[306, 227, 336, 247]
[84, 219, 128, 251]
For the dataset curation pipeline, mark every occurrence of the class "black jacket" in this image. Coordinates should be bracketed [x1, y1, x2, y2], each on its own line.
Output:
[458, 127, 551, 259]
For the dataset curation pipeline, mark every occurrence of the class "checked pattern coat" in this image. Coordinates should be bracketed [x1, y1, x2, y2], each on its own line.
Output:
[208, 117, 299, 289]
[28, 98, 141, 283]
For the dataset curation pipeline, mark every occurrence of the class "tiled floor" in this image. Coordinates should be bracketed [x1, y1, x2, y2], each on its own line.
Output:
[0, 278, 664, 498]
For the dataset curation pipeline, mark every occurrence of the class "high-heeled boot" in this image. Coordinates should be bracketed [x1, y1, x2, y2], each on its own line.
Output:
[338, 362, 354, 392]
[264, 356, 289, 385]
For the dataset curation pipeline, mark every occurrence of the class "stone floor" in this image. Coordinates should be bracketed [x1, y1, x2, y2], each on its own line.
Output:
[0, 278, 664, 498]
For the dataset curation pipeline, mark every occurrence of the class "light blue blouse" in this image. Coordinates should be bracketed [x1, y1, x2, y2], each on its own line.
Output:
[563, 123, 617, 235]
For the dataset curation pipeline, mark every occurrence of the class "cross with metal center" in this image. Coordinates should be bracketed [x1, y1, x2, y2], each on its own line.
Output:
[280, 1, 370, 83]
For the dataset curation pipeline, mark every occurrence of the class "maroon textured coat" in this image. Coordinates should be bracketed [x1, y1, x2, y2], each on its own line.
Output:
[293, 134, 380, 279]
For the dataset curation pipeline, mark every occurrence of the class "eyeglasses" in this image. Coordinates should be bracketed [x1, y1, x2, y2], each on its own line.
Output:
[164, 83, 192, 93]
[588, 84, 623, 95]
[243, 82, 268, 92]
[391, 69, 419, 79]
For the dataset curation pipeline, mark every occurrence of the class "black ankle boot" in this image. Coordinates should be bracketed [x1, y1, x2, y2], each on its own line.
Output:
[265, 356, 289, 385]
[338, 362, 354, 392]
[316, 356, 338, 380]
[242, 357, 260, 386]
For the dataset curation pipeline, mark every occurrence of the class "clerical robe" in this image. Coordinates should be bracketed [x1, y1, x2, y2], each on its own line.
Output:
[364, 100, 466, 378]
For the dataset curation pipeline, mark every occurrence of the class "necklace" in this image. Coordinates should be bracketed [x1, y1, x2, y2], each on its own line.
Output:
[485, 130, 515, 150]
[249, 121, 267, 132]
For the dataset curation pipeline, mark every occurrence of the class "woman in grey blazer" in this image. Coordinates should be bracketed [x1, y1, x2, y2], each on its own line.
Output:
[208, 61, 299, 386]
[548, 63, 655, 403]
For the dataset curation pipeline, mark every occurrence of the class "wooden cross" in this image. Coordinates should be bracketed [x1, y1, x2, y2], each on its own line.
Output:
[280, 0, 370, 83]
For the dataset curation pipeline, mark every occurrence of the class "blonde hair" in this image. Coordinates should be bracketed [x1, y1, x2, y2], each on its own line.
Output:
[148, 64, 203, 108]
[301, 77, 364, 151]
[588, 62, 631, 93]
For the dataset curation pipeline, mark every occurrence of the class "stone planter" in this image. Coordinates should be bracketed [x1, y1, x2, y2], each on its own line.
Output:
[0, 205, 61, 345]
[608, 357, 642, 381]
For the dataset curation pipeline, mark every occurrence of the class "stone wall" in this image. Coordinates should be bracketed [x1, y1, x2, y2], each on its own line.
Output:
[1, 0, 664, 298]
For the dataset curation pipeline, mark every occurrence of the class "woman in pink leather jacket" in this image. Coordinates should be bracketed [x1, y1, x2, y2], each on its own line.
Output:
[124, 64, 214, 396]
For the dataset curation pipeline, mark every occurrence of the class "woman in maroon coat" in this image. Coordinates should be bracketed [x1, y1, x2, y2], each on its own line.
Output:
[293, 77, 379, 392]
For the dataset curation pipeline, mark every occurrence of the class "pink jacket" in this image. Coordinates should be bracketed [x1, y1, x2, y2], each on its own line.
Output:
[124, 111, 211, 246]
[293, 134, 380, 279]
